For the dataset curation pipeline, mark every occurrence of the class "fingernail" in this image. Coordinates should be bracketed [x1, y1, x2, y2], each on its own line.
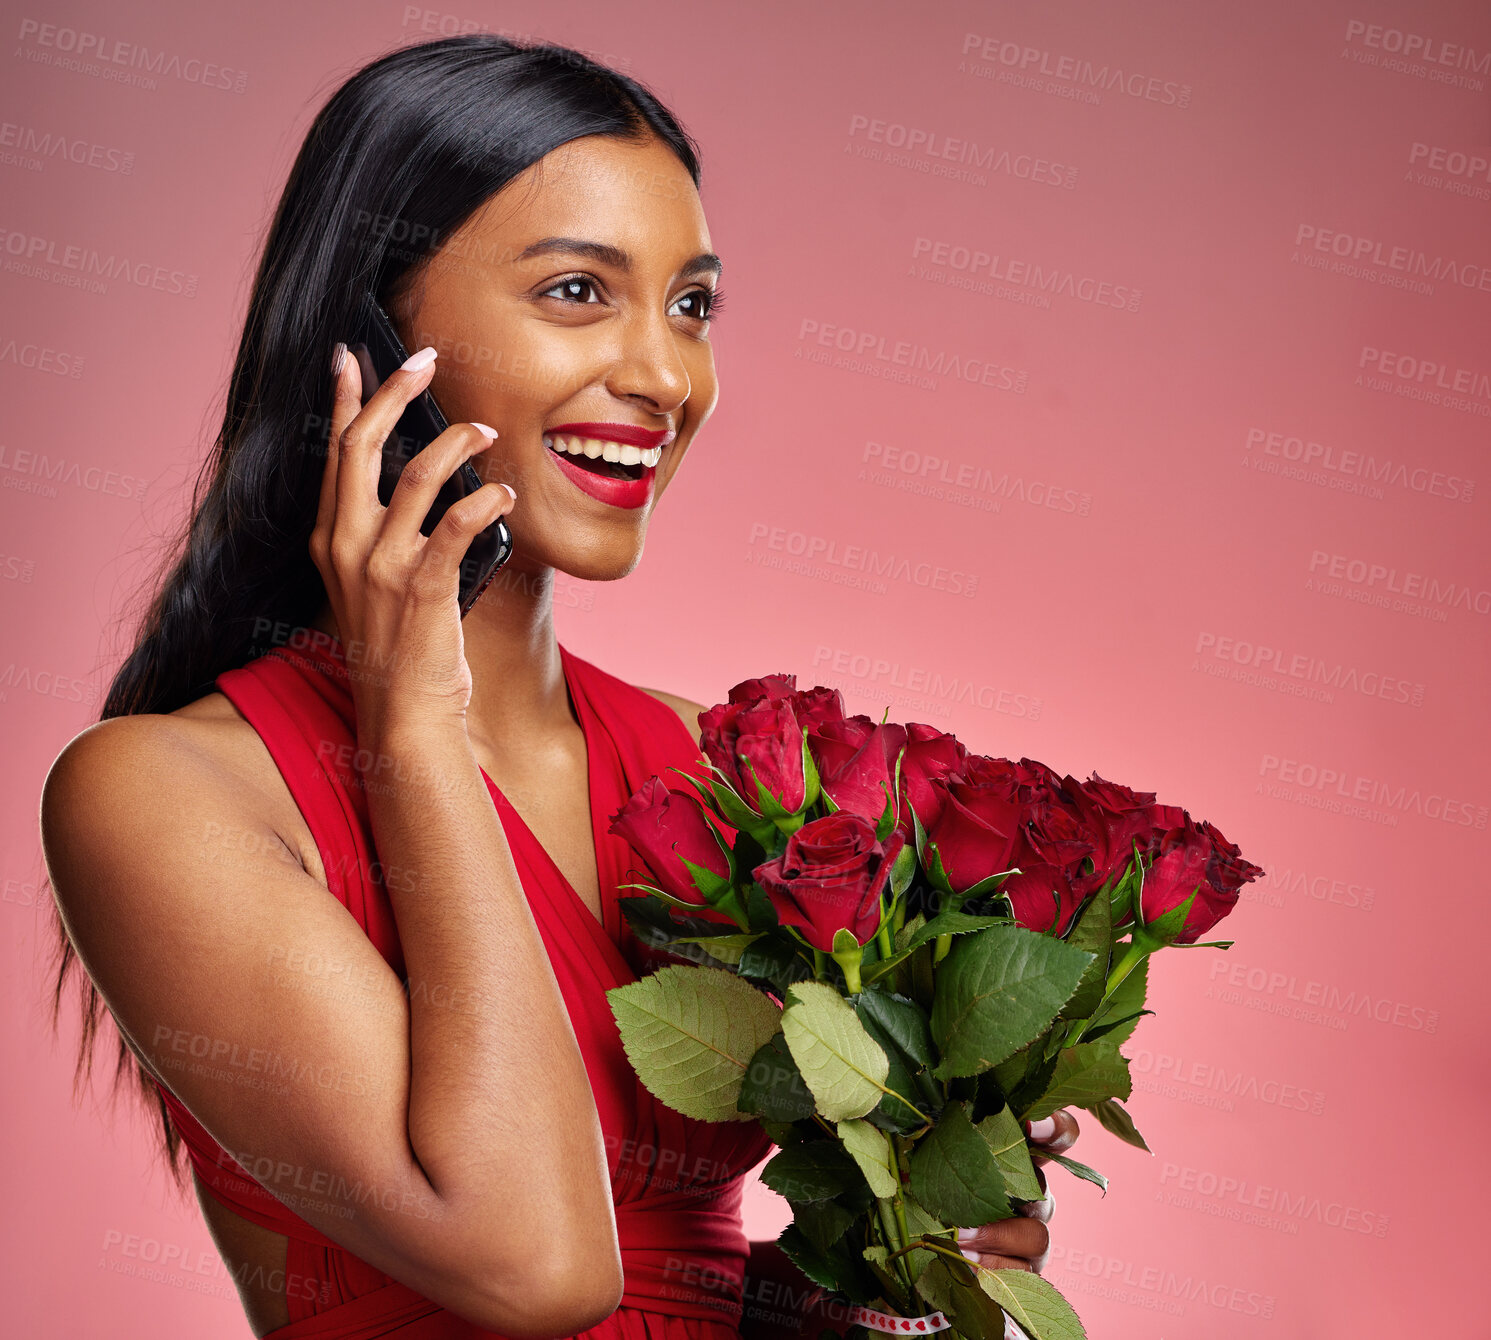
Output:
[471, 422, 498, 440]
[955, 1227, 978, 1243]
[401, 345, 437, 372]
[501, 483, 516, 500]
[330, 341, 347, 378]
[960, 1248, 979, 1263]
[1027, 1116, 1057, 1141]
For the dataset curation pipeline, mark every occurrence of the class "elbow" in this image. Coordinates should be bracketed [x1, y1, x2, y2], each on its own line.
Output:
[459, 1248, 625, 1339]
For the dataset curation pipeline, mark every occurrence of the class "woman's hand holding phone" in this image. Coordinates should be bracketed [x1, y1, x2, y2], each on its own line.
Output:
[310, 342, 515, 741]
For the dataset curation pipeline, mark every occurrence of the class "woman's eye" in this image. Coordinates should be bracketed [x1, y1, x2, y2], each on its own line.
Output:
[543, 276, 602, 304]
[670, 289, 720, 322]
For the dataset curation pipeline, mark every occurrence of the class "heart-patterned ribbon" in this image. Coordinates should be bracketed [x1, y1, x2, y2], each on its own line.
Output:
[845, 1304, 950, 1333]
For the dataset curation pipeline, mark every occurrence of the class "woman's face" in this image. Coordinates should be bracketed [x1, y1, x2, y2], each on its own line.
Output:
[390, 132, 721, 584]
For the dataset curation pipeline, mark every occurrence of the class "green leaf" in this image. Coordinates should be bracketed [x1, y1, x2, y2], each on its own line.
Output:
[606, 966, 782, 1122]
[894, 911, 928, 953]
[792, 1198, 857, 1256]
[915, 1255, 1008, 1340]
[673, 931, 761, 966]
[907, 1100, 1011, 1225]
[1058, 890, 1110, 1021]
[1086, 957, 1148, 1049]
[737, 932, 814, 993]
[760, 1141, 864, 1202]
[1021, 1043, 1132, 1122]
[976, 1267, 1088, 1340]
[1043, 1151, 1108, 1195]
[737, 1033, 816, 1122]
[778, 1222, 880, 1305]
[901, 908, 1016, 954]
[931, 927, 1095, 1079]
[1081, 1007, 1153, 1045]
[781, 981, 890, 1121]
[854, 992, 933, 1132]
[776, 1222, 842, 1292]
[1088, 1097, 1152, 1153]
[856, 988, 935, 1069]
[836, 1118, 899, 1198]
[975, 1105, 1044, 1202]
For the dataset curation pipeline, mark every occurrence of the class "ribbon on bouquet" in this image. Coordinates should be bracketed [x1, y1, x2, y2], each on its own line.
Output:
[846, 1303, 1030, 1339]
[845, 1304, 950, 1333]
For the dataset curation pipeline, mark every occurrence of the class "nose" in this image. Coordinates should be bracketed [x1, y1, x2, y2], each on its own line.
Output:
[602, 304, 691, 415]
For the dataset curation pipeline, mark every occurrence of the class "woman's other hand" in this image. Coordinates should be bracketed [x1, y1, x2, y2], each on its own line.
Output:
[954, 1107, 1080, 1275]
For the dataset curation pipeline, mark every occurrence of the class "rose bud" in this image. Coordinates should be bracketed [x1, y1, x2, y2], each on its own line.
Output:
[608, 776, 737, 924]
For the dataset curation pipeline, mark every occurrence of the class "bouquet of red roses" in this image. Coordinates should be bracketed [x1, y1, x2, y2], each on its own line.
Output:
[604, 673, 1261, 1340]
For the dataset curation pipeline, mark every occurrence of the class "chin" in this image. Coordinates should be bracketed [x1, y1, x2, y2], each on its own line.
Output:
[547, 535, 647, 584]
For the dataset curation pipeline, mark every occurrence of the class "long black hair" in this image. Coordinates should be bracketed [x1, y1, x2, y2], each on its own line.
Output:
[46, 32, 703, 1186]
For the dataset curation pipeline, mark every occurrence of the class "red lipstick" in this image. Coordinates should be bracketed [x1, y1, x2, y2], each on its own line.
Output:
[543, 422, 673, 510]
[547, 421, 675, 449]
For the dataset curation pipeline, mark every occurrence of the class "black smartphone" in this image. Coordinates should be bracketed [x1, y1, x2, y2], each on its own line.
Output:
[347, 291, 513, 616]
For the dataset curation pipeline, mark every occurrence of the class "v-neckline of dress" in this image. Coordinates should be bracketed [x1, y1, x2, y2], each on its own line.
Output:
[475, 643, 636, 988]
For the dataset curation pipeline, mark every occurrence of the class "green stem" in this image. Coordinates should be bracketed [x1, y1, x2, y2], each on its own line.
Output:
[931, 932, 952, 965]
[876, 916, 894, 963]
[874, 1197, 914, 1306]
[1105, 939, 1149, 998]
[890, 1138, 917, 1300]
[830, 940, 866, 995]
[812, 948, 827, 980]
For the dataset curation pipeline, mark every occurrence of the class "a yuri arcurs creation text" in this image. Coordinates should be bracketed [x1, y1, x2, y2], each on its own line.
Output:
[604, 673, 1262, 1340]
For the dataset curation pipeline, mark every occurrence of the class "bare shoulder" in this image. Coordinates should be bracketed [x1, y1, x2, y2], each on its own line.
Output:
[635, 686, 706, 742]
[40, 693, 314, 910]
[44, 693, 268, 816]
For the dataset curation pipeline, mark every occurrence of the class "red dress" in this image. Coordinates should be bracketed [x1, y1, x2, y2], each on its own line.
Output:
[149, 632, 776, 1338]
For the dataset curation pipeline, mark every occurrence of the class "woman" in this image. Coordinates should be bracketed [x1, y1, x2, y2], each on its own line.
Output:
[40, 34, 1077, 1340]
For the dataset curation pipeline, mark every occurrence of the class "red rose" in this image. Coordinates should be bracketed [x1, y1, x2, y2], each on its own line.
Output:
[923, 774, 1022, 893]
[752, 812, 905, 952]
[1197, 818, 1264, 894]
[808, 716, 908, 832]
[1140, 822, 1239, 944]
[1065, 772, 1160, 898]
[700, 697, 810, 811]
[700, 676, 846, 814]
[1012, 792, 1093, 877]
[1142, 802, 1189, 846]
[608, 777, 736, 923]
[899, 723, 969, 831]
[960, 754, 1064, 807]
[1001, 862, 1083, 935]
[723, 673, 847, 731]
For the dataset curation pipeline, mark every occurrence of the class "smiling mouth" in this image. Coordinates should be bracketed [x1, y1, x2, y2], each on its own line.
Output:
[543, 433, 662, 481]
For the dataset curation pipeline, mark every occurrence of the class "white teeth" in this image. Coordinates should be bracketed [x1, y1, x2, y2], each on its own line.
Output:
[542, 434, 663, 469]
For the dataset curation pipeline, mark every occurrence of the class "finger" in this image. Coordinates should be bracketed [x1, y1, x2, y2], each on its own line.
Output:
[966, 1253, 1042, 1275]
[314, 344, 360, 548]
[1016, 1182, 1055, 1225]
[334, 347, 439, 549]
[416, 481, 517, 596]
[1026, 1107, 1080, 1163]
[957, 1217, 1048, 1262]
[381, 423, 500, 551]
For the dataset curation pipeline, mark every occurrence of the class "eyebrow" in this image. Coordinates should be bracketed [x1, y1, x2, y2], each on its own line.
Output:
[514, 236, 723, 280]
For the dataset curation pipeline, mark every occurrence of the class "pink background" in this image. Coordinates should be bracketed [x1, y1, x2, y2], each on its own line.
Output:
[3, 0, 1486, 1334]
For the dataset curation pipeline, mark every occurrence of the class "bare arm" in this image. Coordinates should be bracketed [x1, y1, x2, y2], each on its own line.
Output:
[43, 347, 624, 1338]
[43, 711, 620, 1336]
